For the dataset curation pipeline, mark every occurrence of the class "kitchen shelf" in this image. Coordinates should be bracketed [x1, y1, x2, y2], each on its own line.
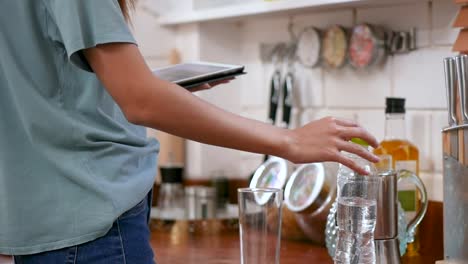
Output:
[157, 0, 424, 25]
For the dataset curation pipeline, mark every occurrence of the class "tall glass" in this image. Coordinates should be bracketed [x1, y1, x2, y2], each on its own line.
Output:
[238, 188, 283, 264]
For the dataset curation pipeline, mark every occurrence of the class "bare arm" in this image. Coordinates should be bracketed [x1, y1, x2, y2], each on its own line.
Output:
[83, 43, 379, 175]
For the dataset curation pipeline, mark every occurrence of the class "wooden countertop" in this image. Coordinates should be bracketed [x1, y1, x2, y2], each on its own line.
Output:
[150, 229, 333, 264]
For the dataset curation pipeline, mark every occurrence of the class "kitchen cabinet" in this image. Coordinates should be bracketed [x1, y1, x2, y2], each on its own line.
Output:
[149, 0, 428, 25]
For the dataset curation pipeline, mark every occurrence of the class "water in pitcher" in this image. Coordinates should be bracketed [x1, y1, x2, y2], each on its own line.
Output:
[335, 197, 377, 264]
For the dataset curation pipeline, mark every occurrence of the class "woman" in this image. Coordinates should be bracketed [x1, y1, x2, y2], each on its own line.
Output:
[0, 0, 379, 263]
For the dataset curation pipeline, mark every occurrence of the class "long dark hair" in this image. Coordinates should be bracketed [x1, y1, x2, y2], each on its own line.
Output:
[118, 0, 136, 22]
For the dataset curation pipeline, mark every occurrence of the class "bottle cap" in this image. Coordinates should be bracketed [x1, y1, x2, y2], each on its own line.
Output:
[351, 138, 370, 147]
[386, 97, 406, 114]
[160, 166, 184, 183]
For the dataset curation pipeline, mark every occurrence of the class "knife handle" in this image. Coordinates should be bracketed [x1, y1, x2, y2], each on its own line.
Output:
[282, 73, 294, 129]
[269, 71, 282, 125]
[455, 55, 468, 123]
[445, 57, 457, 126]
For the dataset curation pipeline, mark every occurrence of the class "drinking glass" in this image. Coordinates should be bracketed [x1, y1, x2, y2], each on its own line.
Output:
[238, 188, 283, 264]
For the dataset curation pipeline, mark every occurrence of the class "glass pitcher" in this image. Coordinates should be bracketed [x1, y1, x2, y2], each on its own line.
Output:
[325, 169, 428, 258]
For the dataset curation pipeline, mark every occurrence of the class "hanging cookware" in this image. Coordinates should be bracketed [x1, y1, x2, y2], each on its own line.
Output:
[322, 25, 349, 69]
[349, 23, 387, 69]
[250, 44, 297, 190]
[297, 27, 322, 68]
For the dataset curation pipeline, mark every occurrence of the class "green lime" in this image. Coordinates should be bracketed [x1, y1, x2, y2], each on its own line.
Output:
[351, 138, 370, 147]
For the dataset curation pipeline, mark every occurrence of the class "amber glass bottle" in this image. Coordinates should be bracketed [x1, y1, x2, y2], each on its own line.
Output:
[373, 98, 421, 257]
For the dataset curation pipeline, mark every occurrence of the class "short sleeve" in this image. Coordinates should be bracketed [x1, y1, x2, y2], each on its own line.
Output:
[42, 0, 137, 71]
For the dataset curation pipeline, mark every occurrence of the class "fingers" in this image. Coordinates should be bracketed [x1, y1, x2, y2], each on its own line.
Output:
[334, 154, 371, 176]
[334, 118, 358, 127]
[338, 141, 380, 163]
[340, 127, 379, 148]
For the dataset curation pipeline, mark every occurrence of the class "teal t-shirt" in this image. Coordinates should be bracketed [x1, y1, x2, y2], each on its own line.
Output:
[0, 0, 159, 254]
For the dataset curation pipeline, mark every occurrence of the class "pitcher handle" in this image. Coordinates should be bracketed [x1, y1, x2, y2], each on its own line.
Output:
[397, 169, 428, 242]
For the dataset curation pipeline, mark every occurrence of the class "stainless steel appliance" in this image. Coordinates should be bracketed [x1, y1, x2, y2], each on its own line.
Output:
[442, 55, 468, 262]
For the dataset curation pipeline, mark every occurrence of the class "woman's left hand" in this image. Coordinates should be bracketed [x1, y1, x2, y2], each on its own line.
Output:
[189, 78, 234, 92]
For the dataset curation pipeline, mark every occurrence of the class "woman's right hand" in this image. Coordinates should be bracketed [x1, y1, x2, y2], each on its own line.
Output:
[282, 117, 380, 175]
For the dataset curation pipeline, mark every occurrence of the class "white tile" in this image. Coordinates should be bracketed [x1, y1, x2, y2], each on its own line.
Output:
[356, 2, 431, 48]
[432, 0, 459, 46]
[431, 172, 444, 202]
[393, 47, 455, 109]
[406, 111, 432, 172]
[324, 63, 392, 108]
[418, 172, 443, 202]
[431, 111, 448, 172]
[419, 172, 434, 201]
[239, 62, 273, 108]
[294, 65, 324, 108]
[356, 110, 386, 143]
[239, 17, 290, 108]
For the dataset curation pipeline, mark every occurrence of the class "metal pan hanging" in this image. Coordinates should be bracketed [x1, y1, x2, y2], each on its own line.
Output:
[297, 27, 322, 68]
[348, 23, 387, 69]
[322, 25, 349, 69]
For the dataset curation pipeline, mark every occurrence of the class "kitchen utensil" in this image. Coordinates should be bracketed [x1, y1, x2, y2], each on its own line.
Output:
[322, 25, 349, 69]
[349, 23, 387, 69]
[455, 55, 468, 124]
[250, 44, 295, 189]
[185, 186, 217, 220]
[325, 170, 428, 263]
[444, 57, 457, 126]
[297, 27, 322, 68]
[390, 28, 416, 54]
[211, 176, 230, 211]
[441, 55, 468, 263]
[238, 188, 283, 264]
[157, 165, 185, 219]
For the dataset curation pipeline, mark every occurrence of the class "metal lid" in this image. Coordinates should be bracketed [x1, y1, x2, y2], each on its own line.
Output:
[249, 157, 290, 190]
[284, 163, 329, 213]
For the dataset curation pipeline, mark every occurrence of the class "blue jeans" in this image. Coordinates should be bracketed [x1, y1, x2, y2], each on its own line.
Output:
[14, 191, 155, 264]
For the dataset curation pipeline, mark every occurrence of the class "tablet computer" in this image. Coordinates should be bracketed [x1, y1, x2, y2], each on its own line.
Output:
[152, 61, 246, 89]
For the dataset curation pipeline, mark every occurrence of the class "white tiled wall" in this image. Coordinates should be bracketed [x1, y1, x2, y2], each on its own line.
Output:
[137, 1, 458, 201]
